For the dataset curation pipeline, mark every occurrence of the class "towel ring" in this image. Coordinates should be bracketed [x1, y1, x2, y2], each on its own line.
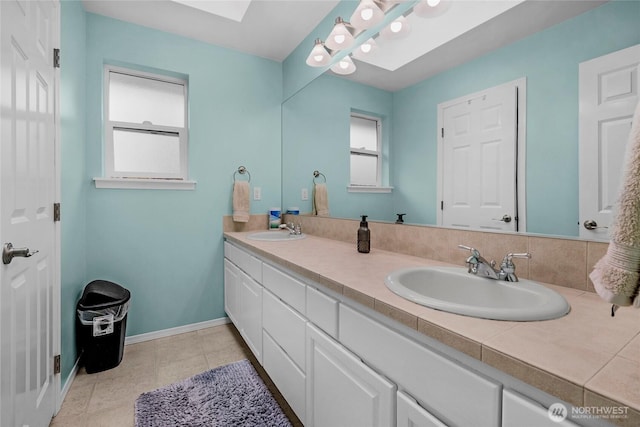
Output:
[313, 170, 326, 184]
[234, 166, 251, 183]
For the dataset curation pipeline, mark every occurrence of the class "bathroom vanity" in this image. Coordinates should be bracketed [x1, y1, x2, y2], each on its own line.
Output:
[223, 231, 639, 427]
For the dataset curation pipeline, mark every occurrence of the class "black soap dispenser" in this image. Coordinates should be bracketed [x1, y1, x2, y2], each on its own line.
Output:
[357, 215, 370, 253]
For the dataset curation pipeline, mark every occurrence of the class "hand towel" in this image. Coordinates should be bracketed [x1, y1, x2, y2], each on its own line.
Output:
[313, 183, 329, 217]
[232, 181, 250, 223]
[590, 101, 640, 307]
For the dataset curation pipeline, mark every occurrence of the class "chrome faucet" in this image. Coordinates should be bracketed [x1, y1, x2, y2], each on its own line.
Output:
[458, 245, 530, 282]
[279, 222, 302, 235]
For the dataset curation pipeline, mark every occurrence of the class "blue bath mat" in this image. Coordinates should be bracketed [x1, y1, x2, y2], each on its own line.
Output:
[135, 359, 292, 426]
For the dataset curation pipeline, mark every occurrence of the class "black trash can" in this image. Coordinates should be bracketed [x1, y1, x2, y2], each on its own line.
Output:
[76, 280, 131, 374]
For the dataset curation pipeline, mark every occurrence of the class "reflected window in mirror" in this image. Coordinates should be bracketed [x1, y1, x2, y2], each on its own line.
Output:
[350, 113, 381, 187]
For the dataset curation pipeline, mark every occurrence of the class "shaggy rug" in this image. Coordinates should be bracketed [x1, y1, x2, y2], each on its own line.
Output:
[135, 359, 292, 426]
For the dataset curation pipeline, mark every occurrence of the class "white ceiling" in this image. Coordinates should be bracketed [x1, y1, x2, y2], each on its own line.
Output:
[82, 0, 608, 91]
[82, 0, 340, 62]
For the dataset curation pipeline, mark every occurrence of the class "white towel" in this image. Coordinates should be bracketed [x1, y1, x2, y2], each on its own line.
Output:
[313, 183, 329, 217]
[590, 100, 640, 307]
[232, 181, 250, 223]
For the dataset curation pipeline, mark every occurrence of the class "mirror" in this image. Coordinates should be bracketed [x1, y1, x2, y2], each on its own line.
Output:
[282, 0, 638, 238]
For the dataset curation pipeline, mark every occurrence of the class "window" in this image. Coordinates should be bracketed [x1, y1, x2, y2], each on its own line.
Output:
[96, 65, 194, 190]
[350, 114, 381, 187]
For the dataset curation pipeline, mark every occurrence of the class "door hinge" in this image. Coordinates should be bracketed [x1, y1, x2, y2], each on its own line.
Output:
[441, 200, 444, 210]
[53, 203, 61, 222]
[53, 48, 60, 68]
[53, 355, 61, 374]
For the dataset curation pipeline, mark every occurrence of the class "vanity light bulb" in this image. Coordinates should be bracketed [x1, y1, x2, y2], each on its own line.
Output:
[361, 43, 372, 53]
[334, 34, 346, 45]
[339, 60, 349, 70]
[390, 20, 403, 33]
[427, 0, 441, 6]
[360, 8, 373, 21]
[313, 54, 324, 63]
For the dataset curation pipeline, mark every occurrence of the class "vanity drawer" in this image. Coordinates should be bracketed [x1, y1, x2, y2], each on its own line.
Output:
[339, 304, 502, 427]
[263, 330, 306, 422]
[397, 391, 447, 427]
[262, 263, 306, 315]
[224, 242, 262, 283]
[502, 390, 578, 426]
[262, 289, 306, 371]
[306, 286, 338, 339]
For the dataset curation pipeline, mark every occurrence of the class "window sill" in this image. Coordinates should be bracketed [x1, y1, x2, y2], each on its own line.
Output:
[347, 185, 393, 193]
[93, 178, 196, 190]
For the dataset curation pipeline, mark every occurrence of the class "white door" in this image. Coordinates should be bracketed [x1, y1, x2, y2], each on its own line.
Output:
[306, 323, 396, 427]
[579, 44, 640, 240]
[439, 80, 520, 232]
[1, 1, 59, 426]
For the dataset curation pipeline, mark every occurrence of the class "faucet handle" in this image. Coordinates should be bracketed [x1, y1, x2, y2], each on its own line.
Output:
[501, 252, 531, 268]
[458, 244, 481, 258]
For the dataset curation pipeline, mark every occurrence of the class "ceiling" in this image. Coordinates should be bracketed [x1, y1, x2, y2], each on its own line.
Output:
[82, 0, 608, 91]
[82, 0, 340, 62]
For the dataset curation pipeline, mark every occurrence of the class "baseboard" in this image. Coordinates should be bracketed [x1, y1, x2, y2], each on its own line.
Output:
[58, 355, 81, 414]
[59, 316, 231, 411]
[124, 316, 231, 345]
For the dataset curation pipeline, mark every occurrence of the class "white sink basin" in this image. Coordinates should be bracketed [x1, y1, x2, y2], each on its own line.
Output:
[247, 231, 306, 241]
[385, 266, 570, 321]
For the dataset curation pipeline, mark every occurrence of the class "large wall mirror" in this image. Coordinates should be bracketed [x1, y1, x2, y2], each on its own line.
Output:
[282, 0, 639, 239]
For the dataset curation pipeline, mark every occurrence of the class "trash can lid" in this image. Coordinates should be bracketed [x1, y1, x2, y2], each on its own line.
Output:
[77, 280, 131, 311]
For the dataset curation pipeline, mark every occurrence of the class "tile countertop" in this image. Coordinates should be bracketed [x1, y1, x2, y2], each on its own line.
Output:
[224, 232, 640, 421]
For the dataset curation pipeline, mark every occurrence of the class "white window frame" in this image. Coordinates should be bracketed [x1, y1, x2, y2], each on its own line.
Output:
[94, 65, 195, 190]
[348, 113, 391, 192]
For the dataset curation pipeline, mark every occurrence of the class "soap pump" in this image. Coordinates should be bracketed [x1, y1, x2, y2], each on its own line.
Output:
[357, 215, 370, 253]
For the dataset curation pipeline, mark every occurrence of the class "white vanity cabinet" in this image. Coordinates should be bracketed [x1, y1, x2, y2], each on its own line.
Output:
[223, 240, 589, 427]
[223, 242, 262, 363]
[306, 323, 396, 427]
[339, 304, 502, 427]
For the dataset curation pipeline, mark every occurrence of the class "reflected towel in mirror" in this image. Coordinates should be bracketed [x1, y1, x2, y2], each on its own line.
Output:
[232, 180, 250, 223]
[590, 101, 640, 308]
[313, 183, 329, 216]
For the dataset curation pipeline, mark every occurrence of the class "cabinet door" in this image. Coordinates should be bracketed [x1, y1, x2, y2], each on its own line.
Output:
[239, 270, 263, 363]
[306, 323, 396, 427]
[223, 259, 240, 326]
[398, 391, 448, 427]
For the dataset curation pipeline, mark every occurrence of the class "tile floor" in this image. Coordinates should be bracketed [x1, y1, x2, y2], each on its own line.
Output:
[50, 323, 302, 426]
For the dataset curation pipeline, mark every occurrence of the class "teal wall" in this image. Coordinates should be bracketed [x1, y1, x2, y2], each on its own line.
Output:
[60, 0, 88, 387]
[282, 74, 394, 220]
[59, 5, 282, 381]
[84, 13, 282, 336]
[392, 0, 640, 235]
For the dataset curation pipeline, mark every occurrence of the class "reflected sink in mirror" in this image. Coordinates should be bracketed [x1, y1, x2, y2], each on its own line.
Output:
[247, 231, 306, 241]
[385, 266, 570, 321]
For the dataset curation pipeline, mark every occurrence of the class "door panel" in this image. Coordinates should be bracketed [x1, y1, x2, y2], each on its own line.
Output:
[441, 80, 518, 232]
[1, 1, 59, 425]
[579, 44, 640, 240]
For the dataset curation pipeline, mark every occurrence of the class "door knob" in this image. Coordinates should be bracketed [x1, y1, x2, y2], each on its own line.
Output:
[583, 220, 608, 231]
[492, 214, 512, 223]
[2, 243, 38, 265]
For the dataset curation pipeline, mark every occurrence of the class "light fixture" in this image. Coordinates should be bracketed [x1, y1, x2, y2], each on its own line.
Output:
[413, 0, 451, 18]
[349, 0, 385, 30]
[379, 15, 411, 40]
[352, 37, 378, 60]
[325, 17, 356, 51]
[305, 39, 332, 67]
[331, 55, 357, 75]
